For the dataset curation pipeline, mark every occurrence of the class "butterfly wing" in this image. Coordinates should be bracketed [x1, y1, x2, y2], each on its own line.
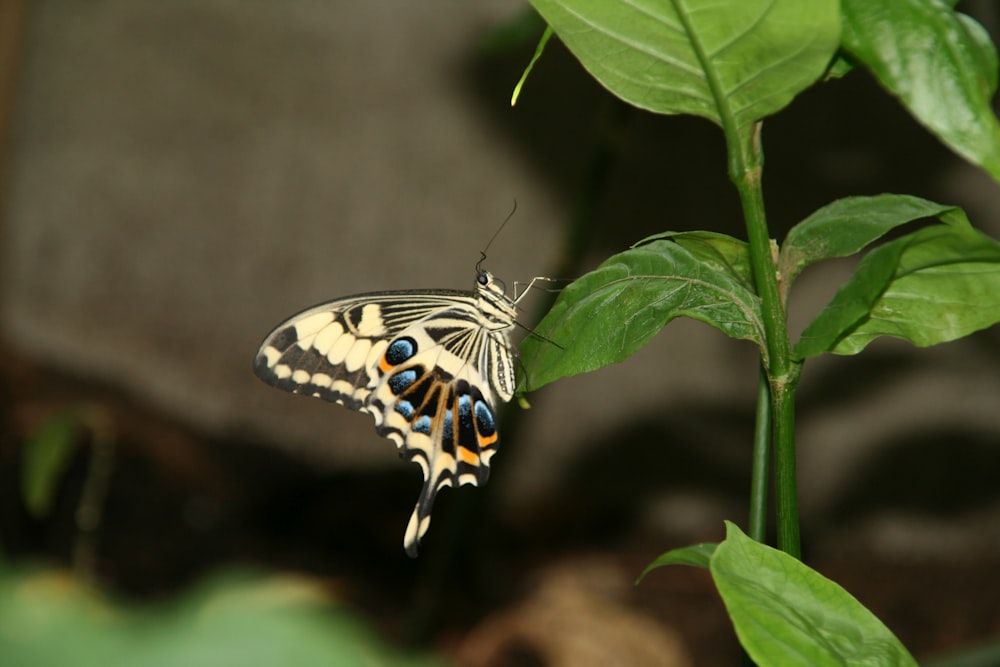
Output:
[366, 322, 509, 555]
[254, 288, 514, 556]
[254, 291, 470, 410]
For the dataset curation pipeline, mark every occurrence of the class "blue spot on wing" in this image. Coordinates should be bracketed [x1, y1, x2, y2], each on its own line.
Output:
[458, 394, 472, 421]
[442, 409, 454, 443]
[474, 399, 496, 436]
[385, 337, 417, 366]
[456, 392, 476, 447]
[389, 369, 417, 395]
[413, 415, 432, 435]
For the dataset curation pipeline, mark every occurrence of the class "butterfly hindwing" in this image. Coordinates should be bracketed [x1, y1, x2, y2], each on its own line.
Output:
[367, 327, 505, 555]
[254, 274, 517, 556]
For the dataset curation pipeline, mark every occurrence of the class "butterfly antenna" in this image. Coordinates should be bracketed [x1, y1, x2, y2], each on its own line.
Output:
[477, 199, 518, 273]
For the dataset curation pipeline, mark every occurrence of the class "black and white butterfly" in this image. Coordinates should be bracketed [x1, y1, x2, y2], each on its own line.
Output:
[254, 260, 536, 557]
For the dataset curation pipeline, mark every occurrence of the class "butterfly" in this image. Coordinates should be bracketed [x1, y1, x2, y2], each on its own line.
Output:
[253, 258, 533, 557]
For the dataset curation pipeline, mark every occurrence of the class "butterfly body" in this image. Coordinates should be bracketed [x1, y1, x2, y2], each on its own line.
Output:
[254, 271, 517, 556]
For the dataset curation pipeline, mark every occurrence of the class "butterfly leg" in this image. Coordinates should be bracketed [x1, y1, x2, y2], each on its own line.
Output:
[512, 276, 565, 304]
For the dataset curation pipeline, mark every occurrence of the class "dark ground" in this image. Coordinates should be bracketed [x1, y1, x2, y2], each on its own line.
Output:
[2, 352, 999, 667]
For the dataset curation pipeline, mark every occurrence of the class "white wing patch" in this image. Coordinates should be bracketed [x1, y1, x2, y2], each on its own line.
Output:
[312, 322, 343, 355]
[356, 304, 385, 336]
[326, 331, 356, 364]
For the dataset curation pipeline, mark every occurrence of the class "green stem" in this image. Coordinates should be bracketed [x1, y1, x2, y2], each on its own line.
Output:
[771, 372, 800, 558]
[747, 365, 770, 543]
[727, 121, 801, 559]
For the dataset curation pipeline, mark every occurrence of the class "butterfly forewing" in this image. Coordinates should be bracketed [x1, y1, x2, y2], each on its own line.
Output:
[255, 291, 471, 406]
[253, 274, 517, 556]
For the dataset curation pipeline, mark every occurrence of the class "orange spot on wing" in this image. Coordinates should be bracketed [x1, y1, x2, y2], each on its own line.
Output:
[458, 446, 480, 466]
[478, 432, 498, 448]
[378, 354, 392, 373]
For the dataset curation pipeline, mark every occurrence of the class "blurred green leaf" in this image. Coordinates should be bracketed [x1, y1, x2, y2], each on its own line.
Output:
[779, 194, 970, 285]
[519, 240, 765, 392]
[21, 411, 81, 519]
[636, 542, 717, 583]
[527, 0, 839, 127]
[794, 223, 1000, 359]
[0, 569, 450, 667]
[923, 636, 1000, 667]
[713, 522, 918, 667]
[840, 0, 1000, 180]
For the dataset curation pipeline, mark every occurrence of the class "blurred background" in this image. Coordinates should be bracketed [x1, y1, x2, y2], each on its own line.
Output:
[1, 1, 999, 665]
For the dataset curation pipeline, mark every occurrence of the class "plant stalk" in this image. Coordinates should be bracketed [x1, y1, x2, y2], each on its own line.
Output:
[727, 122, 801, 559]
[747, 365, 770, 543]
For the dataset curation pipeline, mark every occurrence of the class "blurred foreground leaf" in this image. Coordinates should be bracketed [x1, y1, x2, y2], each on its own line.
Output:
[21, 411, 81, 519]
[0, 569, 449, 667]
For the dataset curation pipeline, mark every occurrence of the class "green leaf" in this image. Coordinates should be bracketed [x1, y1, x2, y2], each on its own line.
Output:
[841, 0, 1000, 180]
[779, 194, 970, 286]
[635, 231, 753, 287]
[636, 542, 717, 583]
[21, 412, 81, 519]
[0, 569, 450, 667]
[519, 240, 765, 392]
[794, 224, 1000, 359]
[527, 0, 839, 128]
[511, 26, 554, 106]
[826, 0, 963, 80]
[713, 522, 918, 667]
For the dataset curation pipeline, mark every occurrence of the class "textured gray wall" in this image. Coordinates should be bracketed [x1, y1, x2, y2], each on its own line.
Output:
[3, 1, 560, 462]
[4, 1, 1000, 550]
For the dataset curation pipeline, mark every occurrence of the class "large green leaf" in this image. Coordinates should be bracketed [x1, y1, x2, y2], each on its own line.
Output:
[527, 0, 839, 128]
[779, 194, 970, 286]
[794, 223, 1000, 359]
[519, 239, 764, 392]
[841, 0, 1000, 180]
[713, 522, 918, 667]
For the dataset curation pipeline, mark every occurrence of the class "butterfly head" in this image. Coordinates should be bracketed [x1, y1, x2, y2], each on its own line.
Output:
[474, 268, 517, 323]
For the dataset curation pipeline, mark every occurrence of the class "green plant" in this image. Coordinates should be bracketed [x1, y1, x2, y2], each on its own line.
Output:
[514, 0, 1000, 664]
[0, 568, 448, 667]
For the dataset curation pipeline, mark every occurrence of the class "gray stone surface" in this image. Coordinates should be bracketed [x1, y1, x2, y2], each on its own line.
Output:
[4, 1, 1000, 544]
[3, 0, 560, 468]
